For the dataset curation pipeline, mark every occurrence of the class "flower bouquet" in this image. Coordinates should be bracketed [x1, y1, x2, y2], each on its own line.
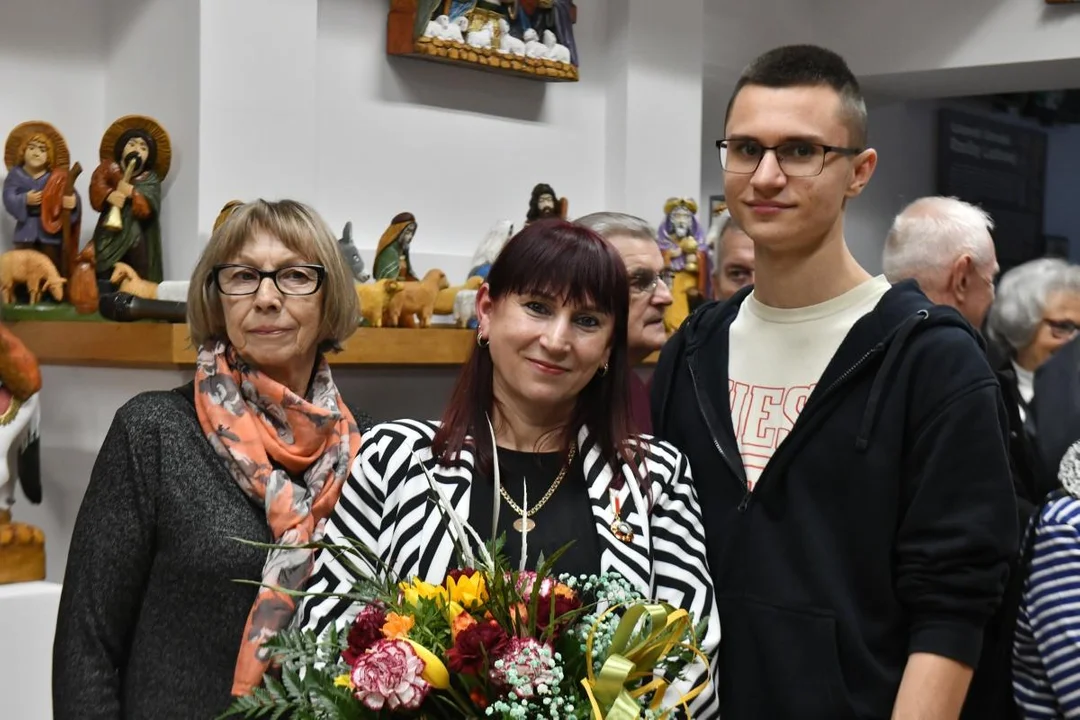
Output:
[222, 460, 711, 719]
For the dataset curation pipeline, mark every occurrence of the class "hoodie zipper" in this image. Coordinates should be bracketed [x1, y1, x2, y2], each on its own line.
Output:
[687, 361, 751, 508]
[689, 343, 885, 514]
[748, 343, 885, 501]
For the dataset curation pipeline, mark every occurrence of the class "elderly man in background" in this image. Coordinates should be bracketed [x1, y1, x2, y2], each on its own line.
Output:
[707, 209, 756, 301]
[882, 195, 1035, 720]
[882, 196, 999, 329]
[576, 211, 672, 433]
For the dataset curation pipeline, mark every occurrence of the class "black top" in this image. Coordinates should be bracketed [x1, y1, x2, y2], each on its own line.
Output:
[651, 280, 1018, 720]
[52, 382, 372, 720]
[468, 446, 602, 578]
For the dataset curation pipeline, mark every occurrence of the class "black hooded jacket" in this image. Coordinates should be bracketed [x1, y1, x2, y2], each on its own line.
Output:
[651, 280, 1018, 720]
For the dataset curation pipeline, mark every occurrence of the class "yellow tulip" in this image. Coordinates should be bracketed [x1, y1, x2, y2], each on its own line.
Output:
[445, 572, 488, 610]
[399, 578, 448, 607]
[403, 639, 450, 689]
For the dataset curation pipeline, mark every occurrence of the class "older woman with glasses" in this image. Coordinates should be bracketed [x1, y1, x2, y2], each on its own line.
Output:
[52, 199, 372, 719]
[987, 258, 1080, 497]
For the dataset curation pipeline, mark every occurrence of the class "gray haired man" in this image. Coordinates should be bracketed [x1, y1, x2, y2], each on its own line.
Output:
[576, 211, 672, 433]
[882, 196, 999, 329]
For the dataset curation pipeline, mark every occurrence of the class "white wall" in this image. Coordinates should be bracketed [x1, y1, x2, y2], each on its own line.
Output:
[0, 0, 106, 250]
[312, 0, 610, 273]
[817, 0, 1080, 82]
[2, 0, 713, 584]
[105, 0, 201, 280]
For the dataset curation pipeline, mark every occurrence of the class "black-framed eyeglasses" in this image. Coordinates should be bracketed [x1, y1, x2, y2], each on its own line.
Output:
[211, 263, 326, 296]
[717, 139, 863, 177]
[1045, 318, 1080, 340]
[629, 268, 676, 295]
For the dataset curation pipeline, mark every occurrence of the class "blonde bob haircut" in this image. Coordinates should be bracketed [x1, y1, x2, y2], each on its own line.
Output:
[187, 199, 359, 353]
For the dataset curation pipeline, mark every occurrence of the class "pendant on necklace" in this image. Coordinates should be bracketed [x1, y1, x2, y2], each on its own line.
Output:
[610, 519, 634, 543]
[514, 518, 535, 532]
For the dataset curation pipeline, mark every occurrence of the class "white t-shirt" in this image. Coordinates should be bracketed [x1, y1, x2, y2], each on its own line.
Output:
[728, 275, 892, 490]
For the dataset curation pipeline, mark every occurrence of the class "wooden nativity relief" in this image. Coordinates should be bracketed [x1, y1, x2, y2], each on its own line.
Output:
[388, 0, 580, 82]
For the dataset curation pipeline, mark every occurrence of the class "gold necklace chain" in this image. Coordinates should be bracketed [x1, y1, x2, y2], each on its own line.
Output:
[498, 441, 577, 518]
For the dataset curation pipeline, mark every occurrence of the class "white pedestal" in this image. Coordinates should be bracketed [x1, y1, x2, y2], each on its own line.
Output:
[0, 581, 60, 719]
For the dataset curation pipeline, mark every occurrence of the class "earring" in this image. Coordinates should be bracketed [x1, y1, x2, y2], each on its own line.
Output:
[597, 362, 609, 377]
[476, 332, 489, 348]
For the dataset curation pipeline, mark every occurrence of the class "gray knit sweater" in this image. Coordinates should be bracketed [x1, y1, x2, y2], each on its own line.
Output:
[51, 382, 372, 719]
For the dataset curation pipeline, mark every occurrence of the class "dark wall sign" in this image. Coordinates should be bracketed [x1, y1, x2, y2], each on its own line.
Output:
[936, 108, 1048, 270]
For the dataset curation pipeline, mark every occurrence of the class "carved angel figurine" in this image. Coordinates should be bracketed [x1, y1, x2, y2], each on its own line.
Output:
[0, 320, 45, 584]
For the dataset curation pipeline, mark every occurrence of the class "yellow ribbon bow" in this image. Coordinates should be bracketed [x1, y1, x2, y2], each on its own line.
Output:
[580, 602, 710, 719]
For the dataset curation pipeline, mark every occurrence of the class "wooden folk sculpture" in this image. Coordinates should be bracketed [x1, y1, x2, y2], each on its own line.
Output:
[524, 183, 567, 226]
[373, 212, 420, 282]
[657, 197, 710, 333]
[2, 121, 82, 285]
[0, 320, 44, 584]
[90, 115, 171, 294]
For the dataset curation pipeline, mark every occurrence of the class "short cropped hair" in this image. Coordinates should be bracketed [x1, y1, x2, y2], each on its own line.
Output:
[986, 258, 1080, 354]
[726, 44, 868, 148]
[883, 196, 996, 289]
[187, 199, 359, 352]
[574, 212, 656, 244]
[707, 210, 745, 264]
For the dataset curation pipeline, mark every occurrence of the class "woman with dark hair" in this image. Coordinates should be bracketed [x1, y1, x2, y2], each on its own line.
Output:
[297, 219, 720, 716]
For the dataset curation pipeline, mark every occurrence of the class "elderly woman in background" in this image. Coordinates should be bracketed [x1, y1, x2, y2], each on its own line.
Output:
[297, 219, 721, 717]
[1013, 439, 1080, 717]
[987, 257, 1080, 498]
[52, 199, 371, 719]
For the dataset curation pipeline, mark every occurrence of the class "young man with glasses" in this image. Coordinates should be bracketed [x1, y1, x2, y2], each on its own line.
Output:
[652, 45, 1017, 719]
[576, 212, 672, 433]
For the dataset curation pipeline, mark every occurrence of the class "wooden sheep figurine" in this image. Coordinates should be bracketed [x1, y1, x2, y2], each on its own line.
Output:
[109, 262, 159, 299]
[385, 269, 449, 328]
[433, 275, 484, 316]
[356, 279, 403, 328]
[0, 249, 67, 305]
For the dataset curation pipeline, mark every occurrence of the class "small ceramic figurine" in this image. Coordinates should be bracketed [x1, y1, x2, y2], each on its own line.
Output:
[90, 115, 172, 293]
[520, 0, 578, 64]
[373, 212, 419, 282]
[385, 268, 450, 328]
[0, 249, 67, 305]
[658, 197, 710, 332]
[2, 121, 82, 277]
[468, 219, 514, 280]
[0, 318, 45, 584]
[337, 222, 370, 283]
[525, 183, 567, 226]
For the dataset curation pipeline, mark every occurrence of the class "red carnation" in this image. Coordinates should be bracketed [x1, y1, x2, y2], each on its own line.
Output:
[342, 603, 387, 666]
[534, 590, 582, 638]
[446, 619, 510, 675]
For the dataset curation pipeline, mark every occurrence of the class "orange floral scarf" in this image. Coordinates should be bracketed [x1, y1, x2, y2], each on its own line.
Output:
[193, 341, 362, 696]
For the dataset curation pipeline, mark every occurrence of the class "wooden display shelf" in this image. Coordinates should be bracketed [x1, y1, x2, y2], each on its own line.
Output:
[7, 322, 479, 369]
[7, 321, 659, 369]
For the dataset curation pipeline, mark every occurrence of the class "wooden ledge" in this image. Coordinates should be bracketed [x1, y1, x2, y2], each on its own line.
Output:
[7, 322, 479, 369]
[7, 321, 659, 369]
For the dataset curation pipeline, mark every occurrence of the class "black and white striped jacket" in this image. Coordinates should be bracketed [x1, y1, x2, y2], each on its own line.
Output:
[297, 419, 721, 717]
